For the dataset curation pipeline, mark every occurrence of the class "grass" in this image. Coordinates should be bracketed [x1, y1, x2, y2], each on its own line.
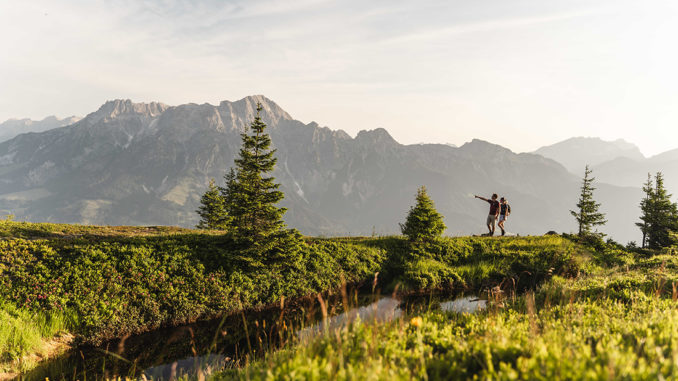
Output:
[215, 296, 678, 380]
[0, 218, 205, 240]
[2, 219, 663, 379]
[211, 237, 678, 380]
[0, 300, 73, 374]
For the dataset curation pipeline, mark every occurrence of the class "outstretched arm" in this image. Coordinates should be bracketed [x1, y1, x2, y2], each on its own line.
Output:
[474, 195, 489, 202]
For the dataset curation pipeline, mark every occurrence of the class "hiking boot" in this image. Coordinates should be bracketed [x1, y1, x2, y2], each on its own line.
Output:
[501, 229, 506, 236]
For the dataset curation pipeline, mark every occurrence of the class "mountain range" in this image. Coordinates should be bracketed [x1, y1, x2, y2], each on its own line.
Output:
[534, 137, 645, 174]
[0, 116, 82, 143]
[535, 137, 678, 196]
[0, 96, 663, 242]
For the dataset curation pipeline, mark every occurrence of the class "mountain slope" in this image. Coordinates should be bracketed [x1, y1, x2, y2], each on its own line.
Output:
[0, 97, 643, 241]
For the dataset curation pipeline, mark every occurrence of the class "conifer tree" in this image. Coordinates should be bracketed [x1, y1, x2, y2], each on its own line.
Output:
[219, 167, 238, 223]
[400, 186, 446, 242]
[636, 173, 654, 248]
[570, 165, 607, 236]
[196, 178, 227, 229]
[227, 103, 288, 243]
[646, 172, 678, 249]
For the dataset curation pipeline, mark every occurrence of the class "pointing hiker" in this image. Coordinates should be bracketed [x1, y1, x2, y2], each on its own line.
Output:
[498, 197, 511, 236]
[474, 193, 500, 236]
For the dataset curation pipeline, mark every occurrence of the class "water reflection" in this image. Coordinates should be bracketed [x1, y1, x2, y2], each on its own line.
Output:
[19, 293, 486, 380]
[440, 296, 486, 314]
[141, 353, 228, 380]
[297, 297, 402, 340]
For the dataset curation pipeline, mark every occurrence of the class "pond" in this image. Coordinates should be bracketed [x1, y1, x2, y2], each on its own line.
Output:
[18, 293, 486, 380]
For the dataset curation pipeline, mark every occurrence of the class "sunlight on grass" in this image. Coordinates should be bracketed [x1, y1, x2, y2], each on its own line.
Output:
[0, 300, 72, 372]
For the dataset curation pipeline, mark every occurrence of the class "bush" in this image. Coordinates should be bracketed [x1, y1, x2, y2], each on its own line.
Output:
[0, 233, 384, 344]
[355, 235, 585, 293]
[401, 258, 461, 290]
[400, 186, 446, 242]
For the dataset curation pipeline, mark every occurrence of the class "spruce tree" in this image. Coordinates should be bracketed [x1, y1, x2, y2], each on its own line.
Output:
[646, 172, 678, 249]
[570, 165, 607, 236]
[400, 186, 446, 242]
[636, 173, 654, 248]
[227, 103, 288, 244]
[219, 167, 238, 222]
[196, 178, 227, 229]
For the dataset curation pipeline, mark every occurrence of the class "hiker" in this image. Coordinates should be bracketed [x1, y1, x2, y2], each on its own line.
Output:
[474, 194, 500, 236]
[498, 197, 511, 236]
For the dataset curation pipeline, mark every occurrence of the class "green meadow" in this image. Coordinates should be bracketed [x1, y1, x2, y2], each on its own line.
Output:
[1, 218, 623, 378]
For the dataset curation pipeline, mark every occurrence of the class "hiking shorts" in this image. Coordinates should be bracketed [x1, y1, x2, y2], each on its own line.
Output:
[499, 215, 507, 223]
[486, 214, 497, 226]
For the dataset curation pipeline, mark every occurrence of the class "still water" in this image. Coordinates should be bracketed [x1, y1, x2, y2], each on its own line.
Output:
[18, 294, 485, 380]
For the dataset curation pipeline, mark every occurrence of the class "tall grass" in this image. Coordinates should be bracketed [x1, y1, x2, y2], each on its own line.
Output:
[0, 300, 73, 372]
[210, 240, 678, 380]
[215, 289, 678, 380]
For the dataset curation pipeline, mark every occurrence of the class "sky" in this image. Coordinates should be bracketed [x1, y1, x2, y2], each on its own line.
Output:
[1, 0, 677, 156]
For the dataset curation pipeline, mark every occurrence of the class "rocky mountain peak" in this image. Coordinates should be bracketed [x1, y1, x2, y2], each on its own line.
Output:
[355, 128, 398, 145]
[88, 99, 169, 123]
[62, 115, 83, 125]
[218, 95, 292, 128]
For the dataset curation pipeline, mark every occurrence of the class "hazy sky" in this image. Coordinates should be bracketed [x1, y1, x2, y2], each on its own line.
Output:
[1, 0, 677, 156]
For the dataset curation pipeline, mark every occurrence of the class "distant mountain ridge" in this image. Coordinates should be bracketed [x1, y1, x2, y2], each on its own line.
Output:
[590, 152, 678, 195]
[534, 137, 645, 175]
[0, 96, 643, 241]
[536, 137, 678, 196]
[0, 115, 82, 143]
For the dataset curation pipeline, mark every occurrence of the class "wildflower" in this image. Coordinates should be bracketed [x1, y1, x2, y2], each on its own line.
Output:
[410, 316, 423, 328]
